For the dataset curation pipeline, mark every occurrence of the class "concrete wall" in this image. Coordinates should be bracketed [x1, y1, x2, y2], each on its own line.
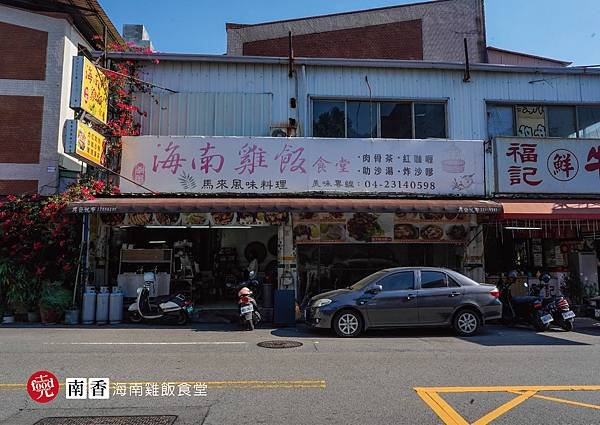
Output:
[226, 0, 486, 63]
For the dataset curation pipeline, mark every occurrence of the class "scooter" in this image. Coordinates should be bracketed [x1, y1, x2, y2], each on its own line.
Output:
[226, 270, 262, 303]
[534, 274, 576, 331]
[497, 277, 552, 331]
[128, 271, 193, 325]
[237, 287, 261, 330]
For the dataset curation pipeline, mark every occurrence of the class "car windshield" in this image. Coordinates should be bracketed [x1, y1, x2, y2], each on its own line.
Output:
[349, 271, 387, 290]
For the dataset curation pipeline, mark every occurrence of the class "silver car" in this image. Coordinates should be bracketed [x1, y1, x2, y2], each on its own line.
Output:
[305, 267, 502, 337]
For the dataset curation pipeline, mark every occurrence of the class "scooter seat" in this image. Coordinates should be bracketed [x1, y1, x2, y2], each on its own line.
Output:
[512, 296, 538, 304]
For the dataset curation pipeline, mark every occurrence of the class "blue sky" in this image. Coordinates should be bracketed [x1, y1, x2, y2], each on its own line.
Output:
[99, 0, 600, 66]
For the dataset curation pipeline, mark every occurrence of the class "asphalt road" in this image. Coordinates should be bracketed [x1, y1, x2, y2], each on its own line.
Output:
[0, 319, 599, 425]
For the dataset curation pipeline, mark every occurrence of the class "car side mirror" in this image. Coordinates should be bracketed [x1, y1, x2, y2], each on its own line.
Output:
[368, 285, 383, 294]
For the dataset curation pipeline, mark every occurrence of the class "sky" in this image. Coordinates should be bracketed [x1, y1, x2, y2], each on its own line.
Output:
[99, 0, 600, 66]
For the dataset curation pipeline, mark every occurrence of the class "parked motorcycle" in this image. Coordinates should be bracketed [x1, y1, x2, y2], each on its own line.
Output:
[534, 274, 576, 331]
[226, 270, 262, 303]
[237, 286, 261, 330]
[497, 272, 552, 331]
[128, 270, 193, 325]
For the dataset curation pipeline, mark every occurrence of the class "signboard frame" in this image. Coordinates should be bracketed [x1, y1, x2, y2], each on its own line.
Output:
[69, 56, 109, 124]
[64, 119, 106, 167]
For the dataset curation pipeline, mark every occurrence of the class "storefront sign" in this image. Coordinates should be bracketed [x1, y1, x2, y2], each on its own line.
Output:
[94, 212, 289, 226]
[64, 120, 106, 167]
[495, 137, 600, 194]
[69, 56, 109, 124]
[293, 212, 471, 244]
[120, 136, 485, 195]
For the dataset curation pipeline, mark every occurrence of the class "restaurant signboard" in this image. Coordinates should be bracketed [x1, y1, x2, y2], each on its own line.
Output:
[69, 56, 109, 124]
[120, 136, 485, 196]
[64, 120, 106, 167]
[495, 137, 600, 194]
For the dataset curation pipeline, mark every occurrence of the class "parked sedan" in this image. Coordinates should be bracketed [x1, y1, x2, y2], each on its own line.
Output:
[305, 267, 502, 337]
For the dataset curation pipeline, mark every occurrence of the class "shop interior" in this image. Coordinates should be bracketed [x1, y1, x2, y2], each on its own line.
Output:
[484, 220, 600, 298]
[297, 242, 464, 304]
[100, 225, 279, 310]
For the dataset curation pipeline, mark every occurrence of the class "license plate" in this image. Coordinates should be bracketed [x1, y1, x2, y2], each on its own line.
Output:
[562, 311, 575, 320]
[240, 305, 254, 314]
[541, 314, 553, 324]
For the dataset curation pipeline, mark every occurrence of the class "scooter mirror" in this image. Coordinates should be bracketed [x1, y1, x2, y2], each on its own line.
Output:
[249, 270, 256, 278]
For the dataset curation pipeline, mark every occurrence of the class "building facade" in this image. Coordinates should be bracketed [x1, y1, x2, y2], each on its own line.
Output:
[0, 0, 120, 195]
[68, 51, 600, 319]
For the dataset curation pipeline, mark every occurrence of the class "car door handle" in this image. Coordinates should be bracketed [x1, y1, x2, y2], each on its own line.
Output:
[449, 292, 461, 297]
[406, 294, 416, 300]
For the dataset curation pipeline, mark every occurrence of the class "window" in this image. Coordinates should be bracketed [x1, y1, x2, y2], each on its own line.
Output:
[381, 103, 412, 139]
[347, 101, 377, 138]
[448, 276, 461, 288]
[487, 105, 514, 138]
[377, 272, 414, 291]
[313, 100, 345, 138]
[312, 99, 447, 139]
[547, 106, 577, 138]
[420, 271, 448, 289]
[487, 103, 600, 139]
[578, 106, 600, 139]
[415, 103, 446, 138]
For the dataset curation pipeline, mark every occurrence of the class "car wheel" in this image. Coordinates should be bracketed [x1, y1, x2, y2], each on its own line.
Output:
[453, 309, 480, 336]
[333, 310, 363, 338]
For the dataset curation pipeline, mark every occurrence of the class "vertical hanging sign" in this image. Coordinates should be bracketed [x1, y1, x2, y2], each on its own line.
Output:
[69, 56, 109, 124]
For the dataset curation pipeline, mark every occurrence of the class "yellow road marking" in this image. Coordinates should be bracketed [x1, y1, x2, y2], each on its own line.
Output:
[509, 390, 600, 411]
[0, 380, 326, 391]
[472, 390, 537, 425]
[417, 390, 469, 425]
[415, 385, 600, 425]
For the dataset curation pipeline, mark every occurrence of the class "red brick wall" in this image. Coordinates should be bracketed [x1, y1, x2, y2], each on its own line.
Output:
[243, 20, 423, 60]
[0, 22, 47, 80]
[0, 180, 38, 195]
[0, 95, 44, 164]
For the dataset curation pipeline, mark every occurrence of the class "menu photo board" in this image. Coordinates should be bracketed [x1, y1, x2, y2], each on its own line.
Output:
[292, 213, 471, 245]
[64, 120, 106, 167]
[69, 56, 109, 124]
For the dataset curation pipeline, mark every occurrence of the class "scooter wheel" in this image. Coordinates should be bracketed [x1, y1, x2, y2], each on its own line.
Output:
[561, 319, 574, 331]
[534, 319, 550, 332]
[176, 311, 188, 325]
[129, 311, 142, 323]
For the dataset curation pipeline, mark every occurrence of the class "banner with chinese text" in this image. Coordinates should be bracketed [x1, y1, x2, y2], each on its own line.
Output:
[495, 137, 600, 194]
[69, 56, 109, 124]
[120, 136, 485, 195]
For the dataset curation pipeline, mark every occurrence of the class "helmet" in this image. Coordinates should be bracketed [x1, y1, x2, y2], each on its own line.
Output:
[507, 270, 518, 279]
[541, 273, 551, 283]
[238, 287, 252, 296]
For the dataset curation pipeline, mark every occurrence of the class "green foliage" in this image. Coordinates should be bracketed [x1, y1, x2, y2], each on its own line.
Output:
[39, 282, 71, 312]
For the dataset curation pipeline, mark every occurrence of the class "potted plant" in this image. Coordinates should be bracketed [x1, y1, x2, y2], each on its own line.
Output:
[0, 261, 15, 324]
[39, 282, 71, 324]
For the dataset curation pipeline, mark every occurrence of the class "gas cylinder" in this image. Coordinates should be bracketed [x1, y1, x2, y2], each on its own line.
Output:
[82, 286, 96, 325]
[95, 286, 110, 325]
[109, 286, 124, 324]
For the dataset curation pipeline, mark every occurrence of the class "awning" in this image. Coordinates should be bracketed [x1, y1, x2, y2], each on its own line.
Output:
[500, 200, 600, 220]
[67, 197, 502, 215]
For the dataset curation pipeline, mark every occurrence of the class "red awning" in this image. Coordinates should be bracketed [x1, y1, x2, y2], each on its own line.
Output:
[67, 197, 502, 215]
[500, 200, 600, 220]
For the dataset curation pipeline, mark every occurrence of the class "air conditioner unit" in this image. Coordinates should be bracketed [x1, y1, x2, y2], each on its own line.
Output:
[270, 125, 297, 137]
